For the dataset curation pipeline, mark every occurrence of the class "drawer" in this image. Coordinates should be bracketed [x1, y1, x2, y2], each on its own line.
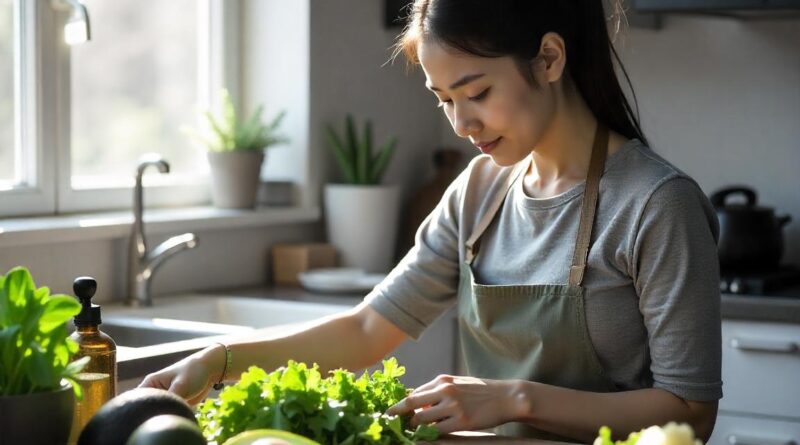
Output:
[720, 320, 800, 419]
[709, 413, 800, 445]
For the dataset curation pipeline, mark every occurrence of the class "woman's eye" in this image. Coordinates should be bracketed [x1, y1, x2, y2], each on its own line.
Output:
[469, 87, 490, 102]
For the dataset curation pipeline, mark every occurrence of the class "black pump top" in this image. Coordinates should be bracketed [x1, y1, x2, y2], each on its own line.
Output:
[73, 276, 102, 327]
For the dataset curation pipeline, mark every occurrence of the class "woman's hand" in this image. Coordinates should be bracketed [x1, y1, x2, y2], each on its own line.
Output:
[386, 374, 524, 434]
[137, 344, 225, 406]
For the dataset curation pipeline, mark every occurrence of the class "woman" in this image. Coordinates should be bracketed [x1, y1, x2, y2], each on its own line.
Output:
[141, 0, 722, 442]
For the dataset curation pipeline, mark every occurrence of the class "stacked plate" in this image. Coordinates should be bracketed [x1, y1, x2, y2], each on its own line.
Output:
[298, 268, 386, 294]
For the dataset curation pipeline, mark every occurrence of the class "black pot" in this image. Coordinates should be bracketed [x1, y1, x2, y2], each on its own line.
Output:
[0, 382, 74, 445]
[710, 186, 792, 272]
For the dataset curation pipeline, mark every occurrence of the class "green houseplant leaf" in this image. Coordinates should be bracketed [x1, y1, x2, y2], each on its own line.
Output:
[0, 267, 87, 397]
[183, 89, 289, 153]
[326, 114, 397, 185]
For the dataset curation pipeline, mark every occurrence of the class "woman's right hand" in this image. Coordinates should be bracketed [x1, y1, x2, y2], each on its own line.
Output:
[137, 343, 225, 406]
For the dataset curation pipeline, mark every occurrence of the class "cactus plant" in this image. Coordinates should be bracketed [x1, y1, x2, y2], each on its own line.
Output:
[325, 115, 397, 185]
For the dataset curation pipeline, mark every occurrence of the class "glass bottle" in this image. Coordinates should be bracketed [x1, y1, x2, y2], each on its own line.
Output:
[68, 277, 117, 444]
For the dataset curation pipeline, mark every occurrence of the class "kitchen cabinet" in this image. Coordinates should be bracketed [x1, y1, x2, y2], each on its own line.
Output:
[708, 319, 800, 444]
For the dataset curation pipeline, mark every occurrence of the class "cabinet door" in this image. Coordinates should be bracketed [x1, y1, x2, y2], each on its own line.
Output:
[720, 320, 800, 419]
[709, 413, 800, 445]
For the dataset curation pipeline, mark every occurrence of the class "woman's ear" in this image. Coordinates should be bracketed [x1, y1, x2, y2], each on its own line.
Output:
[536, 32, 567, 83]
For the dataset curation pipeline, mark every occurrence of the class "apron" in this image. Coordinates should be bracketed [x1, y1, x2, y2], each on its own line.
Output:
[457, 124, 617, 440]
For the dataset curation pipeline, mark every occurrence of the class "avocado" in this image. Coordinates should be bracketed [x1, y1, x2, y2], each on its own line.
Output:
[125, 414, 205, 445]
[77, 388, 197, 445]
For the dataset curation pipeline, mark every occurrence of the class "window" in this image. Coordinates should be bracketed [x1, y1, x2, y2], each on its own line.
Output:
[0, 0, 14, 188]
[70, 0, 203, 189]
[0, 0, 234, 217]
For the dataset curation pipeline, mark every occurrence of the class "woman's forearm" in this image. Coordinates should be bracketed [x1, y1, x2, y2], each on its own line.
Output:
[510, 381, 718, 443]
[202, 302, 407, 384]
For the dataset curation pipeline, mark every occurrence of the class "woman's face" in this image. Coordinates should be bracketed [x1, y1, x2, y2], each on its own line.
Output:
[418, 39, 556, 166]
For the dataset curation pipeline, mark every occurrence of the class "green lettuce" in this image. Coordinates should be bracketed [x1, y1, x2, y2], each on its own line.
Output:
[197, 358, 439, 445]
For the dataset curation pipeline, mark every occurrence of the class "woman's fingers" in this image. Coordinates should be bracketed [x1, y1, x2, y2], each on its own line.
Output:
[387, 387, 443, 415]
[409, 401, 452, 428]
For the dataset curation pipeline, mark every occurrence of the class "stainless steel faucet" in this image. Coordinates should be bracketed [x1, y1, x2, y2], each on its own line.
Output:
[126, 154, 198, 306]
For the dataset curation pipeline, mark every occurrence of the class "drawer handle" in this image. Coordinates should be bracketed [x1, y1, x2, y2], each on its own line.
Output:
[728, 434, 797, 445]
[730, 337, 799, 353]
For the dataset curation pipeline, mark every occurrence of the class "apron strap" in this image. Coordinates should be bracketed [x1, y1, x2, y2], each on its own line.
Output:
[568, 124, 609, 287]
[465, 159, 528, 264]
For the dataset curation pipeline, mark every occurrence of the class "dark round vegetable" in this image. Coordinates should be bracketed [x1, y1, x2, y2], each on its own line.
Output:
[125, 414, 205, 445]
[77, 388, 197, 445]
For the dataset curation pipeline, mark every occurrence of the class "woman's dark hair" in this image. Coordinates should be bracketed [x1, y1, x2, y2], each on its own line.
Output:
[392, 0, 647, 145]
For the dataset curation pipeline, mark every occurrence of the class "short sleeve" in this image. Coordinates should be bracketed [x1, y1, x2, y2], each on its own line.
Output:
[363, 172, 464, 340]
[631, 177, 723, 401]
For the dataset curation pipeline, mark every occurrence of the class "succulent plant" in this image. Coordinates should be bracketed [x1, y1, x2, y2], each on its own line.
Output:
[185, 89, 288, 152]
[325, 114, 396, 185]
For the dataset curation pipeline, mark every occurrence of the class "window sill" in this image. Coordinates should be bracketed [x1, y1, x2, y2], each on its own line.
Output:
[0, 206, 321, 248]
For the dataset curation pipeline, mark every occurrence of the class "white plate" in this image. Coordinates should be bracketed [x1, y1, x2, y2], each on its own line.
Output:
[298, 268, 386, 294]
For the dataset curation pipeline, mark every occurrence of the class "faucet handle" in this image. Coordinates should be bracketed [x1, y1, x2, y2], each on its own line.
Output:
[136, 154, 170, 177]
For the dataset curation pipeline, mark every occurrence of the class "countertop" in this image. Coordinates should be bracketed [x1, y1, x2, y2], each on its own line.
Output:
[721, 284, 800, 324]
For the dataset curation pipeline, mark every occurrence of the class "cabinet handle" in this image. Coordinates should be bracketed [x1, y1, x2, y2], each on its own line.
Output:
[728, 433, 797, 445]
[730, 337, 799, 354]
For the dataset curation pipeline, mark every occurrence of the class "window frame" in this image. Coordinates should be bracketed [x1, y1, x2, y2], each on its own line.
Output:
[0, 0, 238, 217]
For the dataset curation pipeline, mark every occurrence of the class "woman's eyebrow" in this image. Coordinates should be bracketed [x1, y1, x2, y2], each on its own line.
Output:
[427, 73, 486, 92]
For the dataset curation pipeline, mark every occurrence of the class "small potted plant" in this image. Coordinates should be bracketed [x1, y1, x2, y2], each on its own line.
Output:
[324, 114, 399, 272]
[0, 266, 89, 445]
[185, 89, 288, 209]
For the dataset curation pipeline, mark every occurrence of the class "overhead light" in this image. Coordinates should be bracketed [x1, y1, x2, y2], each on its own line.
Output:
[51, 0, 91, 45]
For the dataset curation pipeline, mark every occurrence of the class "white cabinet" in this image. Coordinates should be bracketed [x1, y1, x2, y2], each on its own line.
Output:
[709, 413, 800, 445]
[709, 320, 800, 444]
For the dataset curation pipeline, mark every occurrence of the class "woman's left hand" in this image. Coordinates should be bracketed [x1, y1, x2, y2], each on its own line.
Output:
[386, 374, 524, 434]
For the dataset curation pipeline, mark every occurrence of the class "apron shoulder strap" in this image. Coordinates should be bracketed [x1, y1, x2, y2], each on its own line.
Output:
[568, 124, 609, 287]
[465, 159, 528, 264]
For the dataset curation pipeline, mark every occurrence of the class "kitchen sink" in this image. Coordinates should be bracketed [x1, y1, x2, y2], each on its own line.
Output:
[101, 317, 251, 348]
[101, 295, 352, 349]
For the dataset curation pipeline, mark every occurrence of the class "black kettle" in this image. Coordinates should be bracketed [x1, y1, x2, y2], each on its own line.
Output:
[710, 186, 792, 272]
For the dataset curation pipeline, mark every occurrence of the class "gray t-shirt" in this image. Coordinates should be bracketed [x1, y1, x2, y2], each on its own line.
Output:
[365, 139, 723, 402]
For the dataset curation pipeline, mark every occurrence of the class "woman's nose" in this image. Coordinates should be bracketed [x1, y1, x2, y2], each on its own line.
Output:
[451, 106, 481, 139]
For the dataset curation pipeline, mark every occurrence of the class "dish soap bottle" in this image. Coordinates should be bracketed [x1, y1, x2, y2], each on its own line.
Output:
[68, 276, 117, 444]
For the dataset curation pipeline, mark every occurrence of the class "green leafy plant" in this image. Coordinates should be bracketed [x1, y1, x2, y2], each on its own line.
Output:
[326, 114, 397, 185]
[185, 89, 288, 153]
[0, 266, 89, 397]
[197, 358, 439, 445]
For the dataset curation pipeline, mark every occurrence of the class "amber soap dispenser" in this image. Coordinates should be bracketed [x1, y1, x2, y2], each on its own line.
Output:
[68, 277, 117, 443]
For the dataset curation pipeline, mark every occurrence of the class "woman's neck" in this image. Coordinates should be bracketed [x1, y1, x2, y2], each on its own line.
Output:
[524, 87, 626, 199]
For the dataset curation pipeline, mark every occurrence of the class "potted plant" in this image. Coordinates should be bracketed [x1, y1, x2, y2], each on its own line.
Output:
[324, 114, 399, 272]
[186, 89, 288, 209]
[0, 266, 89, 445]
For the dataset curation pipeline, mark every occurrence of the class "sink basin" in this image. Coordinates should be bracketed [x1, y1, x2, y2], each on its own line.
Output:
[101, 295, 352, 349]
[101, 318, 251, 348]
[105, 295, 351, 327]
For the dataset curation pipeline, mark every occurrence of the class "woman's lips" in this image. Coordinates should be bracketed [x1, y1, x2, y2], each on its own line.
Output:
[475, 137, 501, 154]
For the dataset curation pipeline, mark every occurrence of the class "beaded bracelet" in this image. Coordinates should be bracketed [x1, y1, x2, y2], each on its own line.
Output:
[212, 342, 231, 390]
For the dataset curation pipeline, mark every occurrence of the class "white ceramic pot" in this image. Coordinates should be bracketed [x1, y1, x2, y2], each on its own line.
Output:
[324, 184, 401, 273]
[207, 151, 264, 209]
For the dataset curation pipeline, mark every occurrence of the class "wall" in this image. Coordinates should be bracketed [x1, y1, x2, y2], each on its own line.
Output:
[619, 15, 800, 264]
[308, 0, 443, 197]
[0, 223, 322, 302]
